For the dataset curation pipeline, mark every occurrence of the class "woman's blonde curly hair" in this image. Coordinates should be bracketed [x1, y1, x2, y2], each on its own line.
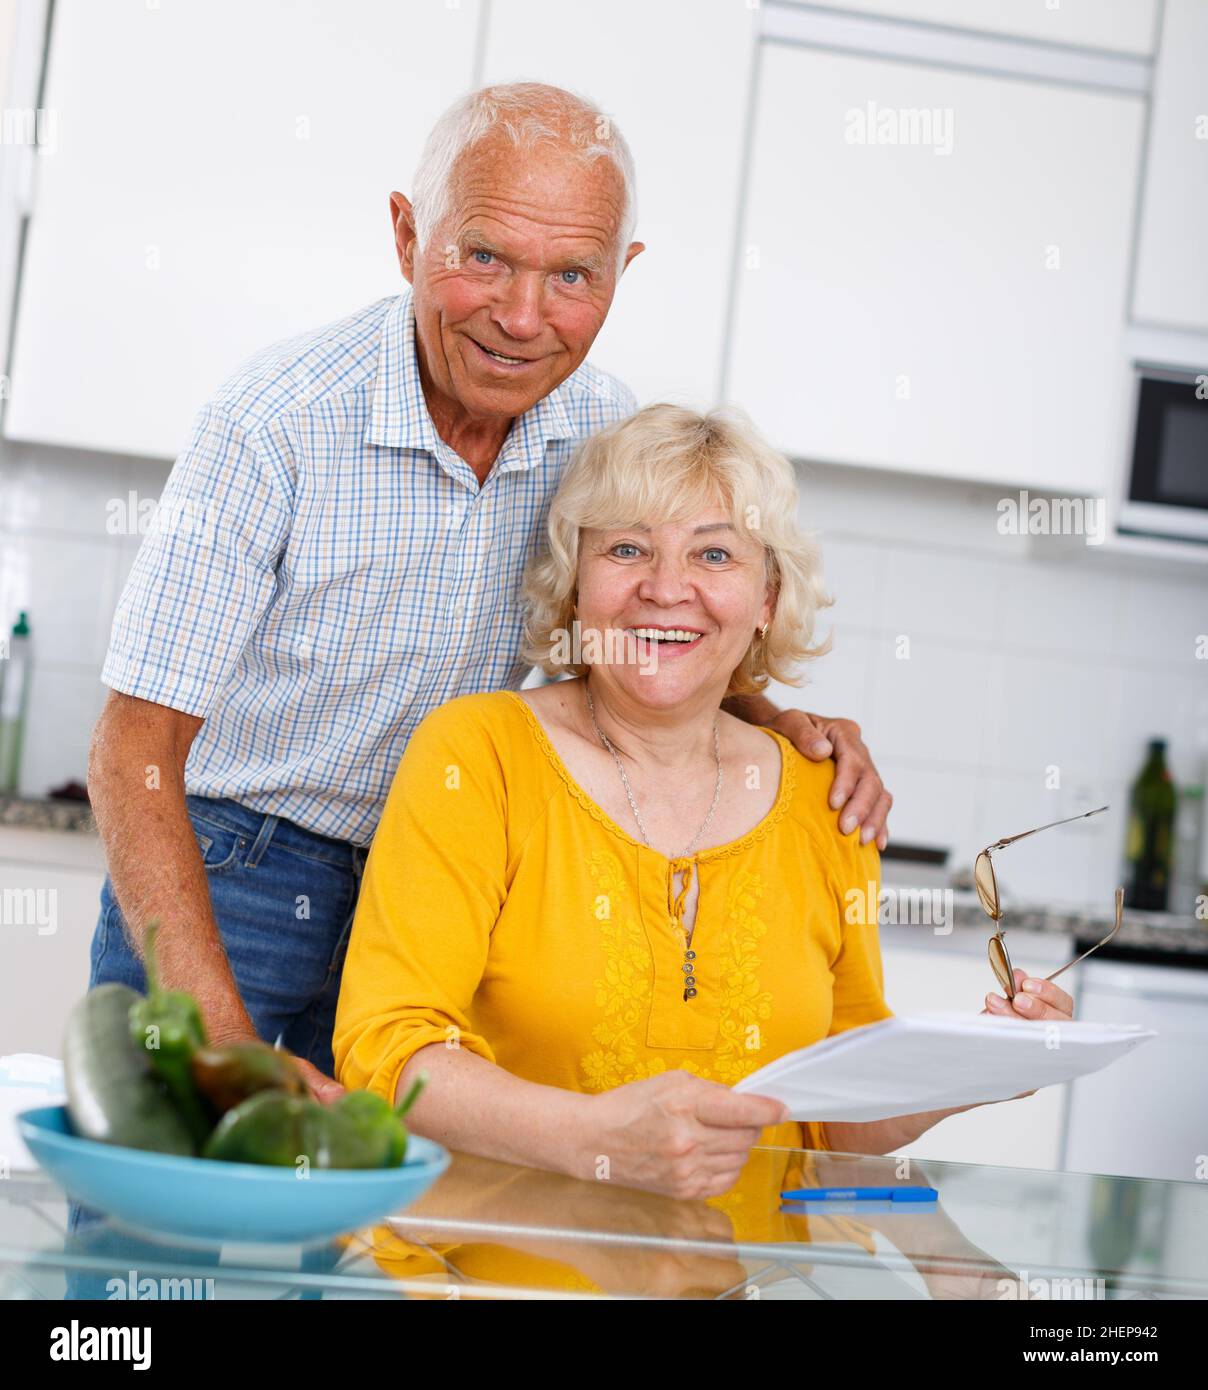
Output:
[522, 403, 833, 696]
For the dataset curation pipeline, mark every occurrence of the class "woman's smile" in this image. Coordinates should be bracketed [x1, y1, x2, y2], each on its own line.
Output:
[623, 624, 707, 658]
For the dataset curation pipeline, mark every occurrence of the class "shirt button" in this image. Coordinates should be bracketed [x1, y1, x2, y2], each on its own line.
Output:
[452, 601, 466, 618]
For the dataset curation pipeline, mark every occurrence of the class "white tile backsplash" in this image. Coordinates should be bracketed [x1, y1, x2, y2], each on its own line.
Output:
[0, 532, 120, 668]
[997, 556, 1124, 659]
[878, 547, 1006, 645]
[866, 635, 995, 767]
[1114, 667, 1198, 783]
[0, 441, 145, 537]
[984, 650, 1125, 783]
[1119, 573, 1208, 670]
[869, 760, 981, 859]
[780, 461, 1207, 902]
[0, 439, 170, 798]
[771, 629, 878, 730]
[969, 773, 1109, 911]
[809, 534, 884, 638]
[0, 437, 1204, 914]
[19, 664, 109, 797]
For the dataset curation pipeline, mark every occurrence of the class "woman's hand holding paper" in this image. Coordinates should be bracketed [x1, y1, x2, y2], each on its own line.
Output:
[984, 969, 1074, 1024]
[982, 967, 1075, 1101]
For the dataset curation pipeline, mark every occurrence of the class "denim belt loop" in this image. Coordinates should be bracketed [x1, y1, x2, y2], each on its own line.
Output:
[245, 813, 279, 868]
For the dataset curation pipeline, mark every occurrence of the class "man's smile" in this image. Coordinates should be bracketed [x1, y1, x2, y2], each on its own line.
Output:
[466, 334, 545, 370]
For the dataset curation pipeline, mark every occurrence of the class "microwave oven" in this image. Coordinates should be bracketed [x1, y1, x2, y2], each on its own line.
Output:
[1119, 370, 1208, 545]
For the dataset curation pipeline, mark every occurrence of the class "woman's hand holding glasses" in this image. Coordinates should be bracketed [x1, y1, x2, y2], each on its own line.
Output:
[984, 967, 1074, 1023]
[975, 805, 1122, 1019]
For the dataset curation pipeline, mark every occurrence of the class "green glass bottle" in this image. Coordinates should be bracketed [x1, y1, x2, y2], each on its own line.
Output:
[1124, 739, 1176, 912]
[0, 611, 31, 796]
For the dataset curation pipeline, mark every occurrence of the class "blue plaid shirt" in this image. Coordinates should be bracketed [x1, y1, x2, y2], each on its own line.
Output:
[103, 290, 637, 843]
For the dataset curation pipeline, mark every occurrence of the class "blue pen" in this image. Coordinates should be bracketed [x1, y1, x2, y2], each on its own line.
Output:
[779, 1185, 938, 1202]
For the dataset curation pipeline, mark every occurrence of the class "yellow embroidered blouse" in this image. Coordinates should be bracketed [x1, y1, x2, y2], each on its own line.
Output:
[333, 690, 893, 1152]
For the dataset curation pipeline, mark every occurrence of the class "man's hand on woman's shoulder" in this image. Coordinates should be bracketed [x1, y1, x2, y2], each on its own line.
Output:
[770, 708, 892, 851]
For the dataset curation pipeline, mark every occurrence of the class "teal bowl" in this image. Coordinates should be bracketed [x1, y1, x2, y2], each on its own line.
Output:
[18, 1105, 450, 1244]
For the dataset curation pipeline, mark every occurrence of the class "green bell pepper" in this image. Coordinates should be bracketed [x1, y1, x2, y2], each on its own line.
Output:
[127, 920, 211, 1145]
[202, 1073, 427, 1170]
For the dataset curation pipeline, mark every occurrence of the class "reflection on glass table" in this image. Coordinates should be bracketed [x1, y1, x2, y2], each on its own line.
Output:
[2, 1144, 1205, 1301]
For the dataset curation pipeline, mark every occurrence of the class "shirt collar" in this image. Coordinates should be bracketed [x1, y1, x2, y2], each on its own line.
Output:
[364, 288, 579, 470]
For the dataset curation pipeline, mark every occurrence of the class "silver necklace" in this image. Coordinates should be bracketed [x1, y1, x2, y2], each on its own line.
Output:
[585, 684, 723, 1002]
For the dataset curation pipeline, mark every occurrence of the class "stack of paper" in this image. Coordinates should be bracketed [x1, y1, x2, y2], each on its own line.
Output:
[732, 1014, 1155, 1122]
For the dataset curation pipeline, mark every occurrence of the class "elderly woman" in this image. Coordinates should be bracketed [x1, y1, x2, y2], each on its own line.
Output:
[333, 404, 1073, 1199]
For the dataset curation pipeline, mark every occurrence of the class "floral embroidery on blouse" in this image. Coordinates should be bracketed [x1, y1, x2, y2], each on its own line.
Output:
[711, 870, 775, 1086]
[579, 854, 773, 1091]
[580, 850, 655, 1091]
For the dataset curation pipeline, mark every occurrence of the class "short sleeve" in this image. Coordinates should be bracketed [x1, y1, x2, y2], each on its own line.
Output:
[796, 834, 892, 1154]
[100, 402, 290, 717]
[332, 699, 508, 1103]
[827, 835, 894, 1037]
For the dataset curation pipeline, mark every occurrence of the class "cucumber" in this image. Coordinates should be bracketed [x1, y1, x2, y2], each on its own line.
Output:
[63, 983, 196, 1155]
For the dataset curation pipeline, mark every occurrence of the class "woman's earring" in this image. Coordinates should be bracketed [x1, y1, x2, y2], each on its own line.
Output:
[759, 622, 770, 640]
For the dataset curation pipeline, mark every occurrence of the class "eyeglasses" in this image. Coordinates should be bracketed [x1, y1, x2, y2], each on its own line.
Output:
[974, 806, 1123, 1001]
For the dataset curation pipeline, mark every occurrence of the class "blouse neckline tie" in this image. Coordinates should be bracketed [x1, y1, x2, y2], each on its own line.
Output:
[668, 856, 698, 1001]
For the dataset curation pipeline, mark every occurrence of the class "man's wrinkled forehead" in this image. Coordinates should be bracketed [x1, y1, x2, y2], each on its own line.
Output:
[443, 139, 626, 254]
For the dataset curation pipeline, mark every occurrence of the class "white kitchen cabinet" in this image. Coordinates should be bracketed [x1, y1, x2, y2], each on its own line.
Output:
[1132, 0, 1208, 333]
[812, 0, 1158, 54]
[0, 827, 104, 1056]
[4, 0, 482, 459]
[726, 43, 1144, 492]
[480, 0, 758, 408]
[1063, 957, 1208, 1182]
[0, 0, 44, 377]
[879, 927, 1071, 1169]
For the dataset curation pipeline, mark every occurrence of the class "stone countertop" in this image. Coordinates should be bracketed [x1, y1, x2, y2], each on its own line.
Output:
[882, 884, 1208, 962]
[0, 796, 95, 835]
[0, 800, 1203, 960]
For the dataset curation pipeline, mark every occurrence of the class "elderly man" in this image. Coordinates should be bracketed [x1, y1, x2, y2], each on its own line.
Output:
[87, 83, 892, 1100]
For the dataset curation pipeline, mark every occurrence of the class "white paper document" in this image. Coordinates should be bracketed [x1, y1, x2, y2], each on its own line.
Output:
[732, 1014, 1156, 1122]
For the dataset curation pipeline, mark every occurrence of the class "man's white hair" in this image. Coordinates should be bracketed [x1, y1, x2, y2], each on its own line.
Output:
[411, 82, 637, 276]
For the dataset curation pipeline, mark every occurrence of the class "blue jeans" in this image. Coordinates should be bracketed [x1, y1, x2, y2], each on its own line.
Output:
[88, 795, 368, 1077]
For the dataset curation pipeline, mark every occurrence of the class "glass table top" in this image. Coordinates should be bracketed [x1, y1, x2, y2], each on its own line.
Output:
[3, 1145, 1206, 1301]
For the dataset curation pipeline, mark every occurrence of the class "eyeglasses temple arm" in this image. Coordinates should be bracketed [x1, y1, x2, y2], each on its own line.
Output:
[991, 805, 1110, 851]
[1044, 888, 1124, 985]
